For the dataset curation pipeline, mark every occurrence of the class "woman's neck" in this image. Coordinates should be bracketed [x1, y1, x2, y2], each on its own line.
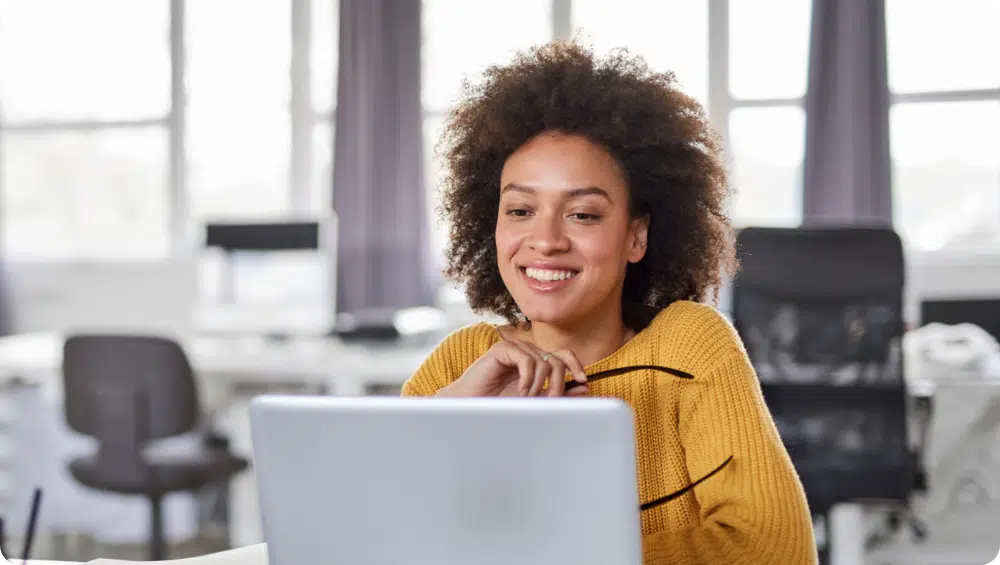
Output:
[523, 312, 631, 368]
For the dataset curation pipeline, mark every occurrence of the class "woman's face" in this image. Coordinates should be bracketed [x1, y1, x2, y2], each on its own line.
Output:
[496, 132, 648, 329]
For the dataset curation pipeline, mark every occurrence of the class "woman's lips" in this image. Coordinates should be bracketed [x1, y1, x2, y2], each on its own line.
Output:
[518, 266, 578, 292]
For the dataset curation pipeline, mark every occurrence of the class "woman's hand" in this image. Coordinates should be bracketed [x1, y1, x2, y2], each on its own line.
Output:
[436, 340, 589, 397]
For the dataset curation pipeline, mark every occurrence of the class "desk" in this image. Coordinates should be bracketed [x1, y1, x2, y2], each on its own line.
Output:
[0, 331, 438, 548]
[7, 332, 1000, 563]
[0, 331, 436, 396]
[17, 542, 269, 564]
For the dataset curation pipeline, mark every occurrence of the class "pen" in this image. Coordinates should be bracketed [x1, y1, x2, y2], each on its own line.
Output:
[0, 516, 6, 558]
[21, 488, 42, 565]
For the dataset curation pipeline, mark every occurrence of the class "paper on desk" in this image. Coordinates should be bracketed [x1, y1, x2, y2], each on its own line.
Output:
[83, 543, 269, 565]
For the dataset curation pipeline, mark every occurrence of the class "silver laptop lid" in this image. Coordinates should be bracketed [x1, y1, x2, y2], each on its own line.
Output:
[250, 395, 642, 565]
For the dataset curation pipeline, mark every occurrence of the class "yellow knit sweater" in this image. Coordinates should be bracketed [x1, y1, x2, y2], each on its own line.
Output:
[401, 300, 817, 565]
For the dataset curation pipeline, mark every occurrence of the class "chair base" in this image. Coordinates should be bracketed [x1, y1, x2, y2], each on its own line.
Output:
[150, 493, 164, 561]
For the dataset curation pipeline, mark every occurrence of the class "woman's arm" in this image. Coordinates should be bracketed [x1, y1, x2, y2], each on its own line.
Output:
[400, 323, 499, 397]
[643, 327, 817, 564]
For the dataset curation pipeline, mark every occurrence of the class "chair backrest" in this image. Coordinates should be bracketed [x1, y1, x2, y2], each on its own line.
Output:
[62, 335, 198, 441]
[731, 226, 912, 510]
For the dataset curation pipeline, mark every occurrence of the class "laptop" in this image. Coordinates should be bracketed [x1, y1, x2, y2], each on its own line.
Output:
[249, 395, 643, 565]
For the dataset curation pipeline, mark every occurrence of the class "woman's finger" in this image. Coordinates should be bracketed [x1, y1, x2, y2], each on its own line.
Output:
[491, 341, 537, 396]
[546, 357, 567, 397]
[507, 340, 550, 396]
[529, 356, 550, 396]
[548, 349, 588, 385]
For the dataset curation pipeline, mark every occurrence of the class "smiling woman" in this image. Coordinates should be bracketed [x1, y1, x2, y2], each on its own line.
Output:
[402, 41, 817, 565]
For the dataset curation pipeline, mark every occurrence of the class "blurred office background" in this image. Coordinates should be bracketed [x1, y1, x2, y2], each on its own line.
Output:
[0, 1, 998, 564]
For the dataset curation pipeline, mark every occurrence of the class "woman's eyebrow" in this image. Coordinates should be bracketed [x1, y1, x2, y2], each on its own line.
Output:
[500, 183, 612, 202]
[565, 186, 612, 202]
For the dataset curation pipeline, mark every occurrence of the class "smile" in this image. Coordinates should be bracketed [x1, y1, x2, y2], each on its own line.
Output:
[518, 267, 579, 292]
[523, 267, 578, 282]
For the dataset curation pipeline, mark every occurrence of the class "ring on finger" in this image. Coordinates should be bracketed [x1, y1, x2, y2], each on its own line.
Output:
[540, 352, 552, 361]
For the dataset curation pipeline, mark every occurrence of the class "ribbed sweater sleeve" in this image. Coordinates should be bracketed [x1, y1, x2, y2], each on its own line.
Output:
[641, 306, 817, 565]
[400, 323, 498, 397]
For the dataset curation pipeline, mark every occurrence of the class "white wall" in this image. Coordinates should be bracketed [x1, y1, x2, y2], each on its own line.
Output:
[907, 249, 1000, 299]
[4, 260, 197, 335]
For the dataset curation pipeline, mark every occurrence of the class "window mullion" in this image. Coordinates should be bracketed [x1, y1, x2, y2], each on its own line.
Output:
[553, 0, 572, 41]
[169, 0, 189, 255]
[290, 0, 313, 213]
[891, 88, 1000, 105]
[707, 0, 731, 142]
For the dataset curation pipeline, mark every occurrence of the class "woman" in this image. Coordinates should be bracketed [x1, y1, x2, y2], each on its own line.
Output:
[402, 41, 816, 564]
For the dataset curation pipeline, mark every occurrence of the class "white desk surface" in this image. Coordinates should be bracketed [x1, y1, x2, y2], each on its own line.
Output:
[0, 331, 436, 392]
[18, 543, 269, 565]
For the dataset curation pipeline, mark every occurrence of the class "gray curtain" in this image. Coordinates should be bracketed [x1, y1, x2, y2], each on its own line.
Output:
[333, 0, 428, 312]
[802, 0, 893, 225]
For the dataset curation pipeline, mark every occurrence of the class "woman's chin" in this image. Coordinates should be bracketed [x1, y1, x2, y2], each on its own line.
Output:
[518, 305, 577, 327]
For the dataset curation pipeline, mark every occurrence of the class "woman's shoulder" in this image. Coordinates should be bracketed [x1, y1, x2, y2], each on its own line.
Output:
[639, 300, 745, 373]
[437, 321, 505, 354]
[653, 300, 733, 329]
[422, 322, 505, 375]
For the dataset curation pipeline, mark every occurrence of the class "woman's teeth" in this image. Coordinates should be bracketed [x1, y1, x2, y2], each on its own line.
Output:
[525, 268, 577, 282]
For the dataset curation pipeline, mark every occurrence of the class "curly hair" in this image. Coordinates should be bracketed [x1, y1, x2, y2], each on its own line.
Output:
[436, 40, 737, 330]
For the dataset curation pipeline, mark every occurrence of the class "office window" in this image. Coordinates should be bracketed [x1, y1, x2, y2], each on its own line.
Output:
[185, 0, 292, 220]
[724, 0, 811, 228]
[2, 129, 170, 259]
[728, 0, 810, 101]
[891, 101, 1000, 250]
[728, 107, 806, 227]
[0, 0, 338, 260]
[421, 0, 552, 264]
[887, 0, 1000, 250]
[420, 0, 813, 268]
[422, 1, 552, 114]
[0, 0, 171, 123]
[0, 0, 171, 259]
[572, 0, 709, 106]
[887, 1, 1000, 95]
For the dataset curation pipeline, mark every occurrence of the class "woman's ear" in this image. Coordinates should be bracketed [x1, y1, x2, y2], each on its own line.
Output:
[628, 215, 650, 263]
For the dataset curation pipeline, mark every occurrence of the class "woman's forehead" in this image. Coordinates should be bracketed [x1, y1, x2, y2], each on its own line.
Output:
[500, 133, 627, 196]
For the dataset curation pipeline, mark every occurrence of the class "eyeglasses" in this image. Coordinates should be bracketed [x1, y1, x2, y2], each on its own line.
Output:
[640, 455, 733, 511]
[563, 364, 732, 512]
[0, 486, 42, 564]
[563, 364, 694, 392]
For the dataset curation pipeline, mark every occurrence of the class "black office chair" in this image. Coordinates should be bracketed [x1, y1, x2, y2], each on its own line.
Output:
[62, 335, 249, 561]
[731, 227, 931, 559]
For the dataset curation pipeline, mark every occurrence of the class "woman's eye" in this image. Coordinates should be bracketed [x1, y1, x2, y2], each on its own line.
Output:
[570, 212, 601, 221]
[506, 208, 530, 217]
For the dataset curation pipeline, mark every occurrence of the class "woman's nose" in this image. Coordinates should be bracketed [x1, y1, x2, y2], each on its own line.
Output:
[527, 214, 570, 254]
